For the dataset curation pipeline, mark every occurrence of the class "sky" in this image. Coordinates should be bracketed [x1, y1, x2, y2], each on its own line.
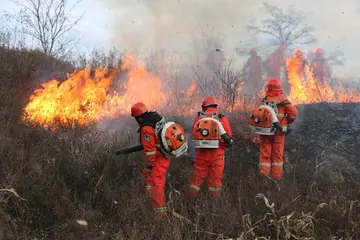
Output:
[1, 0, 360, 79]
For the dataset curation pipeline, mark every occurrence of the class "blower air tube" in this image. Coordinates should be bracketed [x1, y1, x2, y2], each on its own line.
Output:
[115, 144, 144, 155]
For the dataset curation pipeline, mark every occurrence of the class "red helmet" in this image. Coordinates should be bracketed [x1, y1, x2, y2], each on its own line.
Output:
[279, 44, 286, 52]
[294, 49, 303, 58]
[316, 48, 323, 54]
[250, 48, 257, 56]
[131, 102, 148, 117]
[267, 79, 282, 91]
[201, 96, 218, 107]
[315, 48, 323, 57]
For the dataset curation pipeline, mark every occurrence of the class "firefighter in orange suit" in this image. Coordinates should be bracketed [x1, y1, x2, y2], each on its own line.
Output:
[259, 79, 298, 180]
[186, 96, 233, 197]
[131, 102, 170, 219]
[310, 48, 329, 85]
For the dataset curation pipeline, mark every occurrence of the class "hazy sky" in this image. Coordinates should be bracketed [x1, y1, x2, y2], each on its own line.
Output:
[1, 0, 360, 78]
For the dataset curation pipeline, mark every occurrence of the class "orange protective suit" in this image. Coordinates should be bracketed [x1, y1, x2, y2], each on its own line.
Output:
[310, 48, 328, 84]
[259, 80, 298, 180]
[187, 107, 232, 197]
[131, 102, 170, 219]
[267, 44, 286, 80]
[243, 49, 263, 94]
[139, 125, 170, 218]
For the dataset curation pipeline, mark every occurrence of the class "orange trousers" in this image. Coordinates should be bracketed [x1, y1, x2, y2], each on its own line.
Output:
[259, 134, 285, 180]
[140, 152, 170, 216]
[187, 150, 225, 197]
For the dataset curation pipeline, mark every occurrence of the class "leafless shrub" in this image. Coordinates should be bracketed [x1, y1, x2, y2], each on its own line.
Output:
[192, 55, 244, 111]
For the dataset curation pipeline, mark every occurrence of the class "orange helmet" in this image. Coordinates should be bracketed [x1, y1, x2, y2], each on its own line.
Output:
[279, 44, 286, 52]
[250, 48, 257, 57]
[131, 102, 148, 117]
[267, 79, 282, 91]
[315, 48, 323, 57]
[202, 96, 218, 108]
[316, 48, 323, 54]
[294, 49, 303, 58]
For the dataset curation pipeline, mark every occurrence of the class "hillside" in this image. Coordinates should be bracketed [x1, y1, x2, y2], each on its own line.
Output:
[0, 47, 360, 239]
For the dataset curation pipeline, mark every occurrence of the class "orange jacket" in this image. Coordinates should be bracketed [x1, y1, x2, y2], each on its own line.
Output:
[140, 125, 162, 166]
[264, 92, 298, 127]
[192, 107, 232, 151]
[268, 51, 286, 76]
[310, 57, 328, 79]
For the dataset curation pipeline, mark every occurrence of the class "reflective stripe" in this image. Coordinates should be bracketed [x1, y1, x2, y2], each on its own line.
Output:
[146, 185, 152, 190]
[272, 162, 283, 166]
[145, 151, 156, 156]
[154, 207, 167, 212]
[289, 115, 296, 119]
[277, 113, 285, 117]
[208, 187, 221, 192]
[189, 184, 200, 191]
[259, 162, 271, 167]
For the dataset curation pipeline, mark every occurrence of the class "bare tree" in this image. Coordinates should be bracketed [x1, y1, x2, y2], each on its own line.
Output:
[8, 0, 84, 57]
[248, 3, 316, 49]
[215, 57, 243, 111]
[192, 55, 243, 111]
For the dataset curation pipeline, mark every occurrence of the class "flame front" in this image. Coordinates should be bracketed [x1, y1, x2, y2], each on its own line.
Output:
[22, 53, 170, 129]
[22, 50, 360, 130]
[286, 50, 360, 104]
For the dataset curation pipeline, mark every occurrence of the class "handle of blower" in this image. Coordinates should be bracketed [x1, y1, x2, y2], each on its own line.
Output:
[115, 144, 144, 155]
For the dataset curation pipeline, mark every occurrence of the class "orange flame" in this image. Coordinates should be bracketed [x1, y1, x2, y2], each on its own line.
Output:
[22, 53, 170, 129]
[287, 49, 360, 104]
[22, 50, 360, 130]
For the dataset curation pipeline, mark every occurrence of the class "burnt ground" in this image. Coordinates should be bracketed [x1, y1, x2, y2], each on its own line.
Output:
[0, 103, 360, 239]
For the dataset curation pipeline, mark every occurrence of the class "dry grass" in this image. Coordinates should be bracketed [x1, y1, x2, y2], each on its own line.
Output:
[1, 46, 360, 239]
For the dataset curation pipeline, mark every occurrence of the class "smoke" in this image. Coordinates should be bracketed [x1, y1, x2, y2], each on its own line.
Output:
[101, 0, 259, 63]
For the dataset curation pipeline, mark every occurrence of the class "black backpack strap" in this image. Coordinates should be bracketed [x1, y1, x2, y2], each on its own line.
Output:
[277, 100, 291, 107]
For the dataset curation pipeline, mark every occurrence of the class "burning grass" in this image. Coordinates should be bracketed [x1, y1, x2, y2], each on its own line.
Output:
[20, 51, 360, 132]
[1, 47, 360, 239]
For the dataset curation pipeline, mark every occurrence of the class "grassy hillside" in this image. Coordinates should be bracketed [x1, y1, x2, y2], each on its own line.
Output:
[1, 47, 360, 239]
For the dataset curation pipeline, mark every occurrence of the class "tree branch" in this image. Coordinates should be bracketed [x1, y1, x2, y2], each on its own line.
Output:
[9, 0, 84, 57]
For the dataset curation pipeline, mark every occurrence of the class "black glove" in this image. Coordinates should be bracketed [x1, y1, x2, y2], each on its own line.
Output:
[286, 128, 293, 135]
[225, 139, 234, 148]
[221, 134, 234, 147]
[273, 122, 289, 133]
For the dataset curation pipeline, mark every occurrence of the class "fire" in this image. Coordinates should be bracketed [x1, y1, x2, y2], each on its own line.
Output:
[22, 49, 360, 130]
[22, 53, 170, 129]
[174, 81, 200, 115]
[117, 53, 170, 110]
[286, 49, 360, 104]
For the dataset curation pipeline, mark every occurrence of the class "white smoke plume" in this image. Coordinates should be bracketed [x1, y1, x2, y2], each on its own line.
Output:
[100, 0, 260, 63]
